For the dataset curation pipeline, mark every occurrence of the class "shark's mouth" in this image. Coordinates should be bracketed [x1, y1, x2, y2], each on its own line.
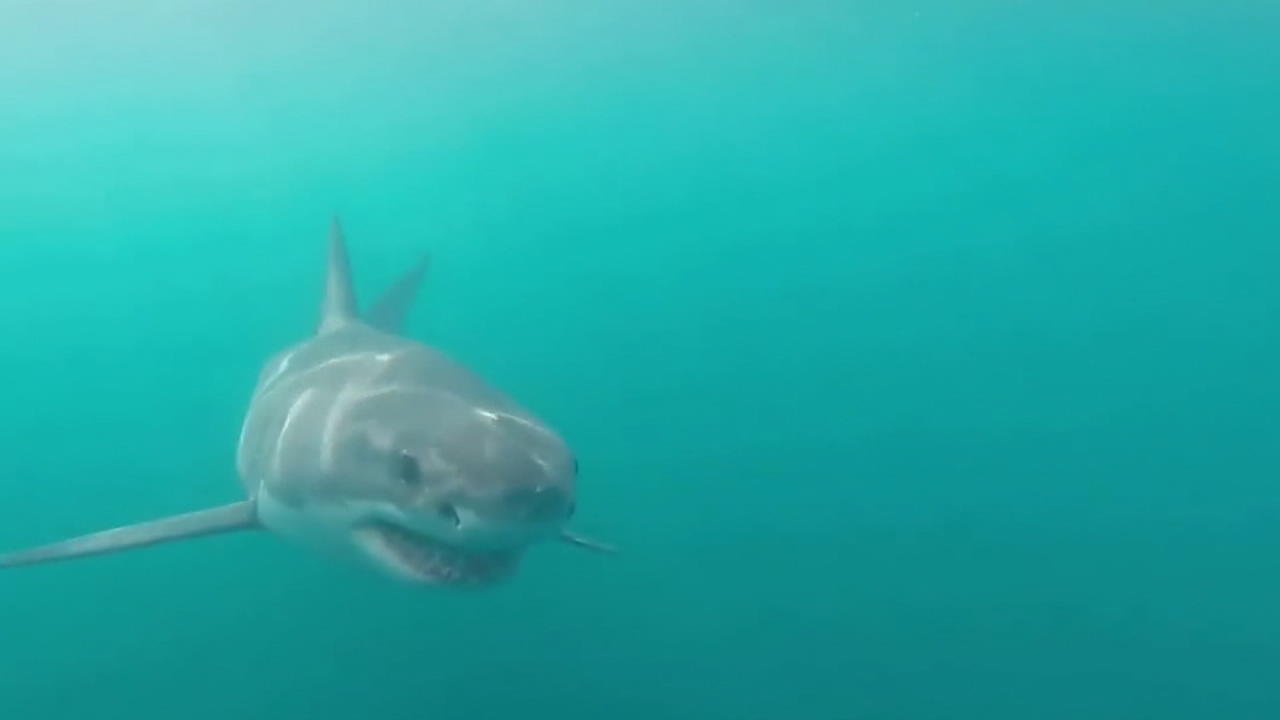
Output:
[356, 522, 519, 586]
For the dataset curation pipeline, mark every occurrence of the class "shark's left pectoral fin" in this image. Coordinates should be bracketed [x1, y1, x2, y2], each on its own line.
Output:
[0, 500, 259, 569]
[559, 529, 619, 554]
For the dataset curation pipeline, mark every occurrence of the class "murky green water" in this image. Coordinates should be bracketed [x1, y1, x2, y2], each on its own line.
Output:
[1, 2, 1277, 718]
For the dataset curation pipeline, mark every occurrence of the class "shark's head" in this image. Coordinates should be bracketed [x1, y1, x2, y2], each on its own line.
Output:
[245, 220, 612, 588]
[330, 382, 579, 586]
[0, 218, 612, 579]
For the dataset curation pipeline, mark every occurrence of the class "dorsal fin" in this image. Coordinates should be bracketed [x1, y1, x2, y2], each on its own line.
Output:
[318, 216, 358, 334]
[367, 255, 430, 333]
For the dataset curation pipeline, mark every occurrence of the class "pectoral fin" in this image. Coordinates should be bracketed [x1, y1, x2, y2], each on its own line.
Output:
[559, 529, 618, 554]
[0, 500, 259, 569]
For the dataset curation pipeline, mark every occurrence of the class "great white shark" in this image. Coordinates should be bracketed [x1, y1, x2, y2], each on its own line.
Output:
[0, 219, 613, 586]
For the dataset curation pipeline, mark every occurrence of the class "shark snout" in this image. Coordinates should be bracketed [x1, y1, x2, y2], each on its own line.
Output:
[406, 475, 573, 549]
[441, 482, 572, 530]
[500, 484, 573, 523]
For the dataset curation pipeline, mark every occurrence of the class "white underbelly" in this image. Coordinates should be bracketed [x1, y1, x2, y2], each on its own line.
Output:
[256, 487, 371, 561]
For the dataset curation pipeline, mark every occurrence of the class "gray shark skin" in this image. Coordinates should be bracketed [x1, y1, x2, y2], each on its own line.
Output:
[1, 219, 613, 586]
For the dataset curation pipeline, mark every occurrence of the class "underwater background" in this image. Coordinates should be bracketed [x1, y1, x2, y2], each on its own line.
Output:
[1, 2, 1277, 718]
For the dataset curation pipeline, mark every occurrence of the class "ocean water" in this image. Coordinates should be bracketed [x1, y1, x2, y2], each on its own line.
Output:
[1, 2, 1277, 718]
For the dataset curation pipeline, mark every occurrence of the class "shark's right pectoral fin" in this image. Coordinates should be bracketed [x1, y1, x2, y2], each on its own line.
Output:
[0, 500, 259, 569]
[559, 529, 619, 554]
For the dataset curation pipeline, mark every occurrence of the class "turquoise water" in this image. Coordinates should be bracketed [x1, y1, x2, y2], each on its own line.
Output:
[2, 2, 1278, 717]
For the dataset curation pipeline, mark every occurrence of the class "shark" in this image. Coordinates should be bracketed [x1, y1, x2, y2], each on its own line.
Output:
[0, 219, 613, 586]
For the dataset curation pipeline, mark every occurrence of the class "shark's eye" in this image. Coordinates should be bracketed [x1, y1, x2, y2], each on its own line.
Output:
[395, 451, 423, 487]
[437, 502, 461, 528]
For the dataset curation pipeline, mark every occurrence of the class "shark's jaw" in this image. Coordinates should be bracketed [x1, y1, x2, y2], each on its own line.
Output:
[355, 521, 520, 586]
[256, 490, 521, 587]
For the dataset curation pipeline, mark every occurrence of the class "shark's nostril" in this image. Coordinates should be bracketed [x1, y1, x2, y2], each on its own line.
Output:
[437, 502, 461, 528]
[507, 485, 570, 520]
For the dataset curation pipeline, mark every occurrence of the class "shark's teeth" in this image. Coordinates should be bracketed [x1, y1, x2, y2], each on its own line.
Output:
[356, 523, 518, 586]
